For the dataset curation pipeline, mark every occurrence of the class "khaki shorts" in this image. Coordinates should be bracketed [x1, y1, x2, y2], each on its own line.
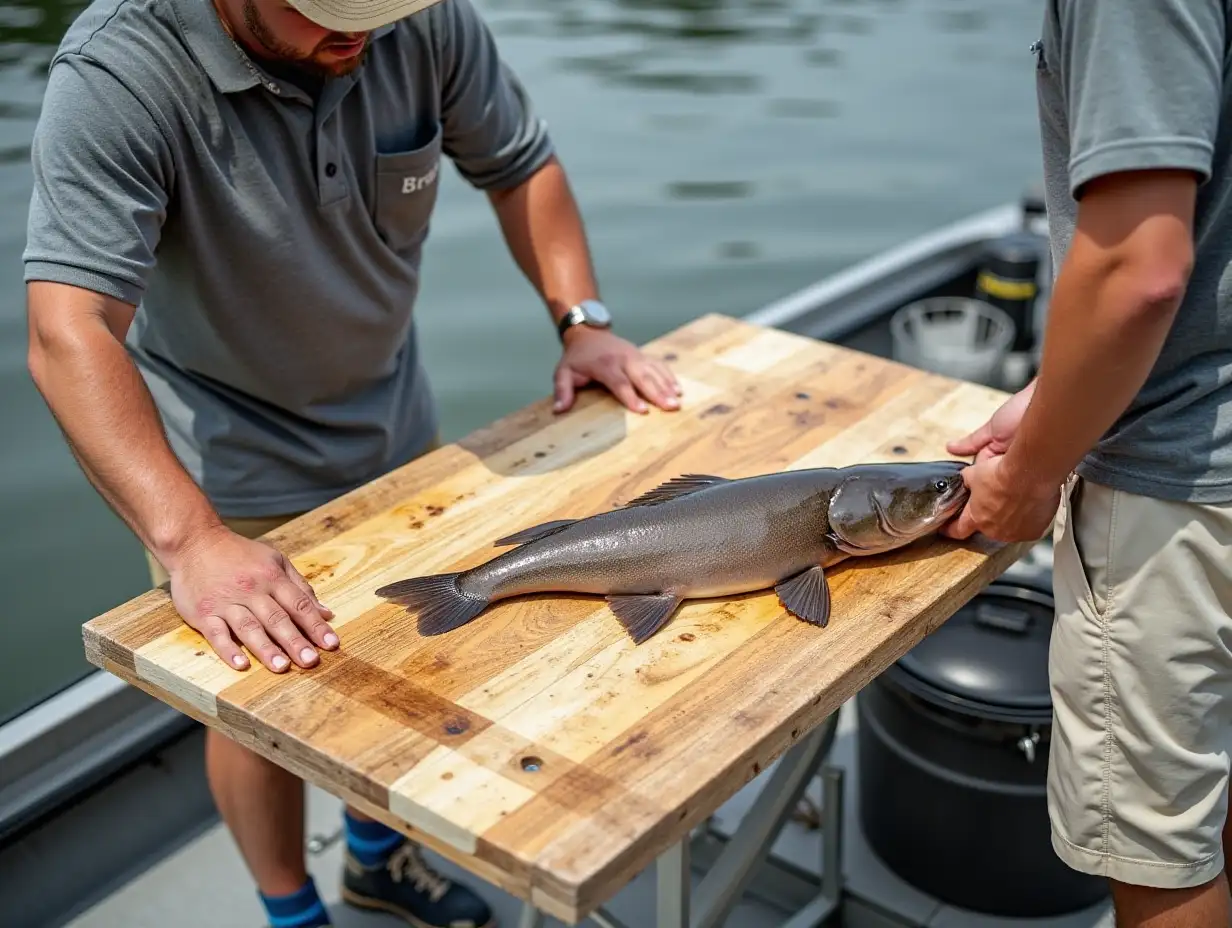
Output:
[1049, 474, 1232, 889]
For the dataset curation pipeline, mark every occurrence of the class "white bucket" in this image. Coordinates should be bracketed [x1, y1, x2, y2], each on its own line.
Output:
[890, 296, 1015, 387]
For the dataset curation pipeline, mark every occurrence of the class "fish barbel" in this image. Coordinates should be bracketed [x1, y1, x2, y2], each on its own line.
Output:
[375, 460, 970, 644]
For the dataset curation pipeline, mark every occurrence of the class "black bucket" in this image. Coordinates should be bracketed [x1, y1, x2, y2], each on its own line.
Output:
[855, 579, 1108, 918]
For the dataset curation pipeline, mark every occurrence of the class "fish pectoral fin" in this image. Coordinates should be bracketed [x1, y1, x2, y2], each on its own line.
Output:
[606, 593, 683, 644]
[775, 566, 831, 628]
[619, 474, 730, 509]
[492, 518, 579, 547]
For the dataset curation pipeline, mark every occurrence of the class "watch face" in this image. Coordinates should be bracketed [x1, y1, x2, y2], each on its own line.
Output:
[580, 300, 611, 326]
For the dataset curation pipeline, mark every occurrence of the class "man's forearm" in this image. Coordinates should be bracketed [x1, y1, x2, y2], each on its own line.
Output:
[488, 155, 600, 326]
[27, 283, 224, 571]
[1002, 229, 1188, 491]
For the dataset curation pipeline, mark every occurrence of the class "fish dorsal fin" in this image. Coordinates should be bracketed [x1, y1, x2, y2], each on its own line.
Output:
[619, 474, 730, 509]
[492, 518, 578, 547]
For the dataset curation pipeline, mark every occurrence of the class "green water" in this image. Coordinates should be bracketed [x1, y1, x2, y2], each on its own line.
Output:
[0, 0, 1046, 724]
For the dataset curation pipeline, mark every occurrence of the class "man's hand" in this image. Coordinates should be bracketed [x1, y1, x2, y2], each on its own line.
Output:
[941, 379, 1052, 542]
[947, 379, 1036, 463]
[941, 455, 1061, 543]
[485, 157, 684, 416]
[166, 526, 338, 673]
[554, 326, 682, 414]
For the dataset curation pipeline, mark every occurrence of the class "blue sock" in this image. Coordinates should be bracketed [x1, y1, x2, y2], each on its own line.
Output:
[344, 811, 405, 866]
[259, 876, 330, 928]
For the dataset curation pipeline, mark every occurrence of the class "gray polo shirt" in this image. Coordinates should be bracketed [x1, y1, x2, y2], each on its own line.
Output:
[1036, 0, 1232, 503]
[23, 0, 554, 517]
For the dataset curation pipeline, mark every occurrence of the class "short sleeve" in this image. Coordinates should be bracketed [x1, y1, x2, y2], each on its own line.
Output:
[431, 0, 555, 190]
[23, 53, 173, 306]
[1055, 0, 1225, 197]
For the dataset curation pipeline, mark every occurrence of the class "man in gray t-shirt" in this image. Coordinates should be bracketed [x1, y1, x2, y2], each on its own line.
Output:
[943, 2, 1232, 923]
[23, 0, 680, 925]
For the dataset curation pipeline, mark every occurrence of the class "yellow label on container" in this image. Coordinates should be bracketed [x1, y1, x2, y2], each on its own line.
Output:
[977, 271, 1037, 301]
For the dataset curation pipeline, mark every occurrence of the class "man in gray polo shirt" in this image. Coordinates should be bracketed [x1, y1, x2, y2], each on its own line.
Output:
[942, 2, 1232, 925]
[23, 0, 680, 926]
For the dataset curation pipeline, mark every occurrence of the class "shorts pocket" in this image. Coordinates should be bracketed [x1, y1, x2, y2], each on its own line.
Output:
[373, 121, 443, 252]
[1055, 475, 1112, 616]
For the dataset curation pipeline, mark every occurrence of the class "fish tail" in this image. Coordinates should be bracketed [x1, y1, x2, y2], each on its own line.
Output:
[375, 572, 489, 636]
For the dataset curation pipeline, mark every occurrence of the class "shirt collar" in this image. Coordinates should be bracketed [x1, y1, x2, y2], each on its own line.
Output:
[174, 0, 397, 95]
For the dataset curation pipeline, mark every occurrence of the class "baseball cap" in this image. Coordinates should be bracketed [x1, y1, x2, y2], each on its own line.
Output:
[287, 0, 445, 31]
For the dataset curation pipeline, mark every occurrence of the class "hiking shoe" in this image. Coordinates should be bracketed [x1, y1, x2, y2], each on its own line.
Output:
[340, 841, 495, 928]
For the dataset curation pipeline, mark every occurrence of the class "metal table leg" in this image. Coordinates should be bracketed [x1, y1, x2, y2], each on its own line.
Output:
[778, 764, 845, 928]
[689, 718, 835, 928]
[657, 839, 691, 928]
[517, 903, 546, 928]
[589, 908, 632, 928]
[685, 711, 846, 928]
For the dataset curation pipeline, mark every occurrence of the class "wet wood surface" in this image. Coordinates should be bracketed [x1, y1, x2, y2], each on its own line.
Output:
[82, 313, 1028, 922]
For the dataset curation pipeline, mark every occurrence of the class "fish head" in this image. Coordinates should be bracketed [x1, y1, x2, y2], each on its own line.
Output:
[827, 460, 969, 554]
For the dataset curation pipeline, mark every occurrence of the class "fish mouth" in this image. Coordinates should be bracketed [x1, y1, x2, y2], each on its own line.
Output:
[928, 479, 969, 530]
[939, 473, 970, 513]
[923, 462, 970, 517]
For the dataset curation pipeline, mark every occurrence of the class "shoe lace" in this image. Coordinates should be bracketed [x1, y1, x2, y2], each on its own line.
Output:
[388, 842, 452, 902]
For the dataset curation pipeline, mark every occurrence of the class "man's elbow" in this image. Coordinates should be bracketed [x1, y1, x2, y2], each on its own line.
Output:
[1074, 169, 1197, 321]
[1071, 232, 1191, 326]
[27, 295, 61, 390]
[1137, 266, 1191, 315]
[1120, 236, 1193, 320]
[26, 338, 47, 390]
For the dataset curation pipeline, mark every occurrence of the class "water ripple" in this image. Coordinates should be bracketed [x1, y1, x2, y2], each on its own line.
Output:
[666, 180, 754, 200]
[0, 0, 89, 76]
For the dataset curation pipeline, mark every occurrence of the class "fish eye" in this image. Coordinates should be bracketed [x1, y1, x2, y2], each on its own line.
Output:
[934, 479, 948, 492]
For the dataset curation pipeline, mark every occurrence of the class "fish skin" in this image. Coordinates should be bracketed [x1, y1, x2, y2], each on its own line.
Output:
[375, 460, 970, 644]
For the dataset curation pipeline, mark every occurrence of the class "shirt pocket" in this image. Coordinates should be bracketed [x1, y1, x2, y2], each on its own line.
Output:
[373, 121, 443, 252]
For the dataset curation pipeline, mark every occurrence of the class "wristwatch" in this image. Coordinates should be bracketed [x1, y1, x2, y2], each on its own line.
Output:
[557, 299, 612, 341]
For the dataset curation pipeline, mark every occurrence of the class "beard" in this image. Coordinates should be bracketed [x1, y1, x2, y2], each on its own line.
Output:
[241, 0, 369, 78]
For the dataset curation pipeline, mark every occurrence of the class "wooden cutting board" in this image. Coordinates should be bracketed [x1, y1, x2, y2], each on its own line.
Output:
[82, 313, 1029, 923]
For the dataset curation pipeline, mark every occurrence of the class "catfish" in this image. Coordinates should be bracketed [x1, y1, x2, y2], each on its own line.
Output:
[375, 460, 970, 644]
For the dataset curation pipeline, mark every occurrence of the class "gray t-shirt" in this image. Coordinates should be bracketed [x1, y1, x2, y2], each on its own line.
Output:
[23, 0, 554, 517]
[1036, 0, 1232, 503]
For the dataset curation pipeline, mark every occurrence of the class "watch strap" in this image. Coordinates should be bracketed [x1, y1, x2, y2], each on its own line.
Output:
[556, 305, 586, 339]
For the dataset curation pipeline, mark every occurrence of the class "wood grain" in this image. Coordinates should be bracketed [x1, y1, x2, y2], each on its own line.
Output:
[82, 314, 1030, 923]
